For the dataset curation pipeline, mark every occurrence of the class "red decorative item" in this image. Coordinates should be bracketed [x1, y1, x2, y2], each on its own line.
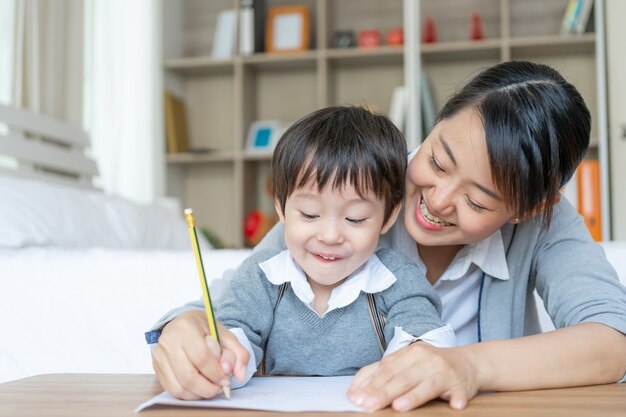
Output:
[470, 11, 485, 40]
[422, 15, 437, 43]
[386, 27, 404, 46]
[358, 29, 381, 48]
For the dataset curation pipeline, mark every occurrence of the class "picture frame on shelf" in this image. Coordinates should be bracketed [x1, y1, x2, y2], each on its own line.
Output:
[246, 120, 282, 153]
[265, 5, 310, 53]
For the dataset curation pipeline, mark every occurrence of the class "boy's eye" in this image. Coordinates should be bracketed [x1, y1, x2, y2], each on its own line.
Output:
[346, 217, 366, 224]
[428, 154, 444, 172]
[300, 212, 318, 220]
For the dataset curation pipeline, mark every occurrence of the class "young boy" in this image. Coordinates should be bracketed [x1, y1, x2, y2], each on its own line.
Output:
[149, 106, 455, 397]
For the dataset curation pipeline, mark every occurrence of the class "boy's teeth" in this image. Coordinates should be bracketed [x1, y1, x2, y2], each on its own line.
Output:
[321, 255, 336, 260]
[420, 198, 452, 226]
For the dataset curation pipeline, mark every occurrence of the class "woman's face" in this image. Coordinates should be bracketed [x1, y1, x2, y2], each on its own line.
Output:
[405, 107, 517, 247]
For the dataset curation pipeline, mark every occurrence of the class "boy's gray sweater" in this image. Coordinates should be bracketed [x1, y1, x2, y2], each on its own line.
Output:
[214, 248, 445, 376]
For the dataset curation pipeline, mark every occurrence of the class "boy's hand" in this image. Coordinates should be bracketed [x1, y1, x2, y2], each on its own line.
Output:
[152, 310, 250, 400]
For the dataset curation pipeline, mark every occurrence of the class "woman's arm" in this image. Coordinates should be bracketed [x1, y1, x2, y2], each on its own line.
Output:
[348, 322, 626, 412]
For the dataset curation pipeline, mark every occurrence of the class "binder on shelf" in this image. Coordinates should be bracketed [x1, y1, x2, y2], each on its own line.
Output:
[211, 9, 237, 59]
[164, 91, 189, 154]
[239, 0, 254, 56]
[577, 159, 602, 241]
[253, 0, 266, 53]
[420, 71, 437, 139]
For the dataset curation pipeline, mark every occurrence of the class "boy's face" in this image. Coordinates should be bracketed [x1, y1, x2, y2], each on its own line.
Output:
[276, 179, 398, 290]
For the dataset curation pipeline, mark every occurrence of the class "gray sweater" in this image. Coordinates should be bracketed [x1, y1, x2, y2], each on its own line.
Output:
[214, 248, 444, 376]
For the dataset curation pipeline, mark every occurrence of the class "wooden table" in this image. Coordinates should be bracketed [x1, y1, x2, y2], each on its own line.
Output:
[0, 374, 624, 417]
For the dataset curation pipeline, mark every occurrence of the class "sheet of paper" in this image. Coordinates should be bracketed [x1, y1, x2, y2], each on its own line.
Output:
[136, 376, 364, 412]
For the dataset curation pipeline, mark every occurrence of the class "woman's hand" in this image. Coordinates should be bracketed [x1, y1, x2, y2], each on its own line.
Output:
[348, 342, 482, 412]
[152, 310, 250, 400]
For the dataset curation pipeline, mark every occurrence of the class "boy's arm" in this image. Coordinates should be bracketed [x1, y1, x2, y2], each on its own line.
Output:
[378, 251, 455, 353]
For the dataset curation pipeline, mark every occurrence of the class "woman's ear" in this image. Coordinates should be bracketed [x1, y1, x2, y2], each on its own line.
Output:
[274, 199, 286, 224]
[509, 195, 561, 224]
[381, 205, 401, 234]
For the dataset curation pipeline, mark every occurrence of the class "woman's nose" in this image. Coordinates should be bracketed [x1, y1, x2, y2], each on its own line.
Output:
[427, 185, 455, 218]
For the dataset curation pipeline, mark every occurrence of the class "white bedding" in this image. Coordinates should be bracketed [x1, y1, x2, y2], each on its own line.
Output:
[0, 247, 252, 383]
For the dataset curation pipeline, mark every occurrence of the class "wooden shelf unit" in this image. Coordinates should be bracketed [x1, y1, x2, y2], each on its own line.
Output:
[163, 0, 604, 247]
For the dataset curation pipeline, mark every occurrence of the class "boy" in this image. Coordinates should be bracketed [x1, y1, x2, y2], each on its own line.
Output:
[149, 106, 454, 397]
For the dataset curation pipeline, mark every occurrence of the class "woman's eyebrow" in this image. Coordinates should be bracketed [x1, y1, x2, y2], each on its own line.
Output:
[439, 135, 457, 166]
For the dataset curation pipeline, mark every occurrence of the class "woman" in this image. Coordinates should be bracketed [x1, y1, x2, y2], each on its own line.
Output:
[150, 61, 626, 409]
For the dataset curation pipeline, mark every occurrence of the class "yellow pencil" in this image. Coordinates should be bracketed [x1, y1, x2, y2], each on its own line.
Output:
[184, 208, 231, 400]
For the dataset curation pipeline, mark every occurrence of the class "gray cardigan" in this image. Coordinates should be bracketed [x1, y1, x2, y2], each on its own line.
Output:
[254, 198, 626, 341]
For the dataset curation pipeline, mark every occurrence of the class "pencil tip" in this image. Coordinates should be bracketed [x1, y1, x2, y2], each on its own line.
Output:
[223, 384, 231, 400]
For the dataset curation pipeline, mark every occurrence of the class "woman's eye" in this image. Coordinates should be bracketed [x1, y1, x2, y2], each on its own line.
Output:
[429, 154, 444, 172]
[465, 196, 486, 213]
[346, 217, 366, 224]
[300, 212, 318, 220]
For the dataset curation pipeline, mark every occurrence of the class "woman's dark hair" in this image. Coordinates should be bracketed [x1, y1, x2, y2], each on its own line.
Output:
[272, 106, 407, 224]
[437, 61, 591, 227]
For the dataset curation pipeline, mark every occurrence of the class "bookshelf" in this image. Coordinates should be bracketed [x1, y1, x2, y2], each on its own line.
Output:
[163, 0, 609, 247]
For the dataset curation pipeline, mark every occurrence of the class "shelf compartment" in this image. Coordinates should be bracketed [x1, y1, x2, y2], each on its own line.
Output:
[241, 51, 318, 70]
[325, 46, 404, 66]
[164, 56, 234, 75]
[509, 33, 596, 56]
[421, 39, 502, 62]
[166, 150, 236, 164]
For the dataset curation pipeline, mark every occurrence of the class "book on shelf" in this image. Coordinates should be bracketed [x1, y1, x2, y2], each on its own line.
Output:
[239, 0, 254, 56]
[577, 159, 602, 241]
[388, 86, 407, 134]
[560, 0, 594, 35]
[164, 91, 189, 154]
[574, 0, 594, 34]
[211, 9, 237, 59]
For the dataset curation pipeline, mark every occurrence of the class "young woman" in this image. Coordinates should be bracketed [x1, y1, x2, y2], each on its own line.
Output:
[150, 61, 626, 409]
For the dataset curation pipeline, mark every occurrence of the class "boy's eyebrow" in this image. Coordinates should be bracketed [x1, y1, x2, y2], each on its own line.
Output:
[438, 135, 502, 201]
[293, 191, 376, 205]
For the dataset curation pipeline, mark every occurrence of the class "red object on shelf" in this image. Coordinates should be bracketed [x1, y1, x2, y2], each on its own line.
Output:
[358, 29, 381, 48]
[422, 15, 437, 43]
[386, 27, 404, 46]
[470, 11, 485, 40]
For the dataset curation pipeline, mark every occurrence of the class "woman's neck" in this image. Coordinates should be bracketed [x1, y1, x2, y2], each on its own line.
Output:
[417, 243, 464, 285]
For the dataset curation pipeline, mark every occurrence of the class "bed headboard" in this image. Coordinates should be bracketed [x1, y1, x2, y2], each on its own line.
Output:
[0, 104, 98, 189]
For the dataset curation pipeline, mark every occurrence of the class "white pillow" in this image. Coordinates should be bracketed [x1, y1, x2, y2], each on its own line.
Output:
[0, 175, 209, 250]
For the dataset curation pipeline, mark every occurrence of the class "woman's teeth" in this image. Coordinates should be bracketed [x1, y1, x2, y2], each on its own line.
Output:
[420, 198, 452, 226]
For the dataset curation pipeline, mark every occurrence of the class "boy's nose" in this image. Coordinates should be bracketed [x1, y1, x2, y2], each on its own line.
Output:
[317, 220, 344, 244]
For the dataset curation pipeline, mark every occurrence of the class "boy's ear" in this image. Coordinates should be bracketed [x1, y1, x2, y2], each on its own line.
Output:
[274, 199, 286, 224]
[381, 205, 401, 234]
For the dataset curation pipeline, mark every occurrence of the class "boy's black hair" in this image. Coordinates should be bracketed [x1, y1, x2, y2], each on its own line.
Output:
[272, 106, 407, 224]
[437, 61, 591, 227]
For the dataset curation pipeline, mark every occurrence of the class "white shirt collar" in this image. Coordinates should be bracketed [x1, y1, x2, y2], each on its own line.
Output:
[440, 229, 510, 282]
[258, 250, 397, 316]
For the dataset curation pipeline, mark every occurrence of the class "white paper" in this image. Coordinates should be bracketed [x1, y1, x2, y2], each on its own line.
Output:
[136, 376, 363, 413]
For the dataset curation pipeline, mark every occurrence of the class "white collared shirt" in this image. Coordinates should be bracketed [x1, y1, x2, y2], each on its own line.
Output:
[390, 223, 510, 346]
